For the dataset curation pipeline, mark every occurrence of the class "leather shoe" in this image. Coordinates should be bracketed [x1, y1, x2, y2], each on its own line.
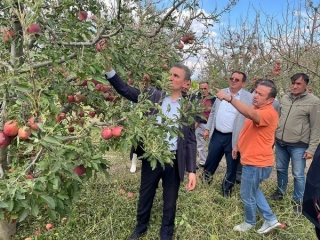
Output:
[128, 231, 146, 240]
[223, 191, 231, 198]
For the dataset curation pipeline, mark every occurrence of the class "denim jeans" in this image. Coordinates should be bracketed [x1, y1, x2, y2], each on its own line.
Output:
[275, 141, 307, 201]
[241, 165, 277, 225]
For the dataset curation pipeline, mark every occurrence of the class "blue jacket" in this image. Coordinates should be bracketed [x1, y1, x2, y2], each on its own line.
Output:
[106, 73, 197, 181]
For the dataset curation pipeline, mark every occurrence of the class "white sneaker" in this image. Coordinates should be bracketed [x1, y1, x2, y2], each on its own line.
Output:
[233, 222, 255, 232]
[257, 220, 281, 234]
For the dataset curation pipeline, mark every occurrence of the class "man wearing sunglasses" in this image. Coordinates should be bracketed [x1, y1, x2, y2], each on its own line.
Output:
[202, 71, 253, 197]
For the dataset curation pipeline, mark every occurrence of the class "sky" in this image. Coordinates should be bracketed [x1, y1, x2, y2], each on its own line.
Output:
[182, 0, 298, 79]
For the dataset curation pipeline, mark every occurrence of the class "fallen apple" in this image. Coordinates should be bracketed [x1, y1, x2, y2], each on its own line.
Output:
[0, 131, 12, 148]
[26, 174, 34, 179]
[45, 223, 54, 231]
[119, 189, 126, 195]
[127, 192, 135, 198]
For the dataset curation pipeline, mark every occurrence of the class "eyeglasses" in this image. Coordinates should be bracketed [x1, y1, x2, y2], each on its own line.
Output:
[200, 88, 208, 90]
[229, 77, 241, 83]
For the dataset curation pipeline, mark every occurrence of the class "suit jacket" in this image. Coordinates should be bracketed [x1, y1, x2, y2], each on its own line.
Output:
[106, 73, 197, 181]
[206, 88, 253, 147]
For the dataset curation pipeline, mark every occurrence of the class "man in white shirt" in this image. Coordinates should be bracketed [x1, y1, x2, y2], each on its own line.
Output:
[203, 71, 253, 197]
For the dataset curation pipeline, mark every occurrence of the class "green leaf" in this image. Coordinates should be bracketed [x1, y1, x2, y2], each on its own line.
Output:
[19, 209, 29, 222]
[31, 204, 39, 217]
[42, 136, 62, 145]
[40, 195, 56, 209]
[48, 209, 57, 221]
[0, 201, 9, 208]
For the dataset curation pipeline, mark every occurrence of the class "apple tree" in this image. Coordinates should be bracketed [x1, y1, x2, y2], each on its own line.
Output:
[0, 0, 237, 237]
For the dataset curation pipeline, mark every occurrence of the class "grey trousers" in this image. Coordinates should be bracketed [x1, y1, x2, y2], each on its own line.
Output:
[195, 123, 208, 165]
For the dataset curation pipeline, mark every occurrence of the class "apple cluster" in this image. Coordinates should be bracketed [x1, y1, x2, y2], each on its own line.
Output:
[0, 118, 42, 147]
[101, 126, 123, 140]
[176, 34, 195, 50]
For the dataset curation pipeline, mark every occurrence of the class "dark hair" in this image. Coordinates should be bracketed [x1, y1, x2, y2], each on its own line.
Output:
[291, 73, 309, 84]
[172, 63, 192, 81]
[256, 79, 277, 98]
[199, 81, 209, 85]
[232, 71, 247, 82]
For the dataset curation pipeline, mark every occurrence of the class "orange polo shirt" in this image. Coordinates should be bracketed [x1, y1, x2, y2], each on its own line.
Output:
[238, 104, 279, 167]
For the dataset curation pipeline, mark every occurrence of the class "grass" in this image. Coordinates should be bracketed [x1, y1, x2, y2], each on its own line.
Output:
[14, 152, 317, 240]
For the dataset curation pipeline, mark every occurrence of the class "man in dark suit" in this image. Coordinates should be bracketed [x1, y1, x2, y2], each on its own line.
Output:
[104, 63, 197, 240]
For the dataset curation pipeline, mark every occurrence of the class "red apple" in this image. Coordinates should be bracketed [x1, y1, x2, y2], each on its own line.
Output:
[28, 117, 42, 131]
[4, 120, 19, 136]
[27, 23, 41, 35]
[78, 112, 85, 118]
[45, 223, 54, 231]
[78, 11, 88, 21]
[18, 126, 31, 140]
[181, 36, 189, 43]
[177, 43, 184, 49]
[68, 126, 75, 133]
[101, 127, 113, 140]
[55, 115, 61, 123]
[112, 126, 123, 137]
[281, 222, 286, 229]
[127, 192, 135, 198]
[34, 230, 41, 235]
[96, 43, 102, 51]
[119, 189, 126, 195]
[95, 84, 102, 91]
[143, 74, 150, 81]
[59, 112, 67, 120]
[73, 165, 86, 175]
[8, 168, 14, 173]
[100, 85, 112, 93]
[3, 28, 15, 42]
[26, 174, 34, 179]
[0, 132, 12, 148]
[88, 111, 95, 118]
[67, 95, 75, 103]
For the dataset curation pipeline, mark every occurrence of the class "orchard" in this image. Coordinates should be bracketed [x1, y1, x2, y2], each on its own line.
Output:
[0, 0, 236, 238]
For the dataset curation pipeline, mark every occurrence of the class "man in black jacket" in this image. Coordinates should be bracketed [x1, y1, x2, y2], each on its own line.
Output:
[105, 63, 197, 240]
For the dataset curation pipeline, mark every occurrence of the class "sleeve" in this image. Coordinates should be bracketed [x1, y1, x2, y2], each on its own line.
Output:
[105, 73, 141, 103]
[185, 123, 197, 173]
[306, 99, 320, 155]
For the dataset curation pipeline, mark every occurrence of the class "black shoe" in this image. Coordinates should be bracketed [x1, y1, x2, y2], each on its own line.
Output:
[201, 170, 213, 184]
[292, 200, 302, 216]
[223, 191, 231, 198]
[270, 190, 284, 201]
[128, 231, 146, 240]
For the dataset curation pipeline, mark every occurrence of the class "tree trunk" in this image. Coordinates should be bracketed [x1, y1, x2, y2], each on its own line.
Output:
[0, 220, 16, 240]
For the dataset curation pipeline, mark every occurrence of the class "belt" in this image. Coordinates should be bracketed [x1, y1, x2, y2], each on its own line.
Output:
[214, 128, 232, 135]
[199, 119, 207, 124]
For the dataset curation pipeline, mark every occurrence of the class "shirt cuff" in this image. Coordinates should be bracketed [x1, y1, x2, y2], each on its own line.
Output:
[105, 70, 116, 79]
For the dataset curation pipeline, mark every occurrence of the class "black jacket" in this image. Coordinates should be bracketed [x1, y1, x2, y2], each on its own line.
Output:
[106, 73, 197, 181]
[303, 144, 320, 228]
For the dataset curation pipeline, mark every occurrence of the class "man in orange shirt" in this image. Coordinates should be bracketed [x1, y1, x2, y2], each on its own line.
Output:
[215, 79, 281, 234]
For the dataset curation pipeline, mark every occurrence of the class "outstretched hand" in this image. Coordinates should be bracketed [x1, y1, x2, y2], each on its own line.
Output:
[215, 88, 232, 102]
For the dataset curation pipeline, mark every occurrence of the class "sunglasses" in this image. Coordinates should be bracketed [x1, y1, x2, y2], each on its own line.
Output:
[229, 77, 241, 82]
